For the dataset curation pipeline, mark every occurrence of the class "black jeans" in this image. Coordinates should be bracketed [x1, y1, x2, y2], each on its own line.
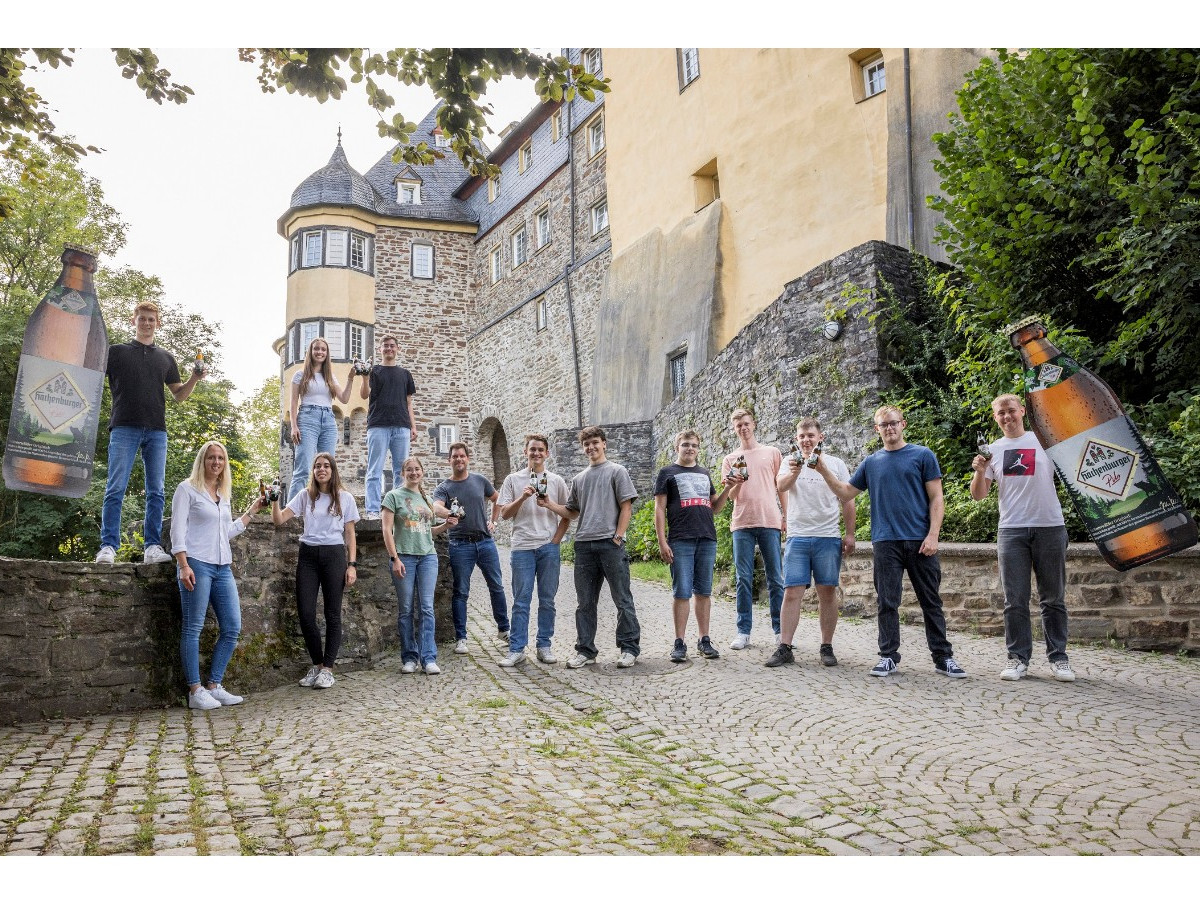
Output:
[573, 539, 641, 658]
[998, 526, 1069, 663]
[296, 542, 346, 668]
[873, 540, 953, 665]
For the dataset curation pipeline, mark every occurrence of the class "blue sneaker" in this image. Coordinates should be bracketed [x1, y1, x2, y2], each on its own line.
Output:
[870, 657, 898, 677]
[936, 657, 967, 678]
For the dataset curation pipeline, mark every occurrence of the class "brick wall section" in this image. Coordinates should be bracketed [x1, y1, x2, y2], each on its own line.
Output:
[0, 521, 453, 726]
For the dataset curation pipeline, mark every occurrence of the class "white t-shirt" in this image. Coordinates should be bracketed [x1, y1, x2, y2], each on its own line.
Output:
[498, 468, 570, 550]
[285, 489, 360, 545]
[292, 370, 334, 408]
[984, 432, 1065, 528]
[784, 454, 850, 538]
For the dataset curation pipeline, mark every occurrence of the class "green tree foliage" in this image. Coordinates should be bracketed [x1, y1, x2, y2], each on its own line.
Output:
[237, 375, 285, 506]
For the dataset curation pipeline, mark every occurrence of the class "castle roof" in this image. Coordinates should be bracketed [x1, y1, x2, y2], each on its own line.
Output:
[288, 140, 386, 214]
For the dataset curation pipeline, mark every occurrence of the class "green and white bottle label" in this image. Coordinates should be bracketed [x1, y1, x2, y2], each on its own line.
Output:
[7, 354, 104, 467]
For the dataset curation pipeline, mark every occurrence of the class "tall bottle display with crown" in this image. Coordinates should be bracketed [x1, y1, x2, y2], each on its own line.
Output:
[4, 245, 108, 498]
[1006, 316, 1197, 571]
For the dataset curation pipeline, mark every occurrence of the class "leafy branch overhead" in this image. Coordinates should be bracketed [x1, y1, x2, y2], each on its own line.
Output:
[237, 48, 609, 176]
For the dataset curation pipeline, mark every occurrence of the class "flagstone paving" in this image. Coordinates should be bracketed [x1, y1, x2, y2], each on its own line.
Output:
[2, 550, 1198, 855]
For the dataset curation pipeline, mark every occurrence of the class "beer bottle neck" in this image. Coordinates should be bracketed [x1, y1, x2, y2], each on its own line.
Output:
[58, 263, 96, 295]
[1018, 336, 1058, 368]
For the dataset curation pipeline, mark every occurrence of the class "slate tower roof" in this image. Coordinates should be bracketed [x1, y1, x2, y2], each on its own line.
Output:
[288, 137, 386, 214]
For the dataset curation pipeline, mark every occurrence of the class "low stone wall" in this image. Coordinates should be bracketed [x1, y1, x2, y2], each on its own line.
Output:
[0, 519, 453, 726]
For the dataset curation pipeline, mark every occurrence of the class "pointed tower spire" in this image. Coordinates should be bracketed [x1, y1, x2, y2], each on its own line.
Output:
[337, 124, 342, 145]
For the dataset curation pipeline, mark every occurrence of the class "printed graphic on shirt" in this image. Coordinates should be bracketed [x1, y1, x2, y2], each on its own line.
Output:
[675, 472, 712, 508]
[400, 495, 432, 536]
[1002, 448, 1037, 477]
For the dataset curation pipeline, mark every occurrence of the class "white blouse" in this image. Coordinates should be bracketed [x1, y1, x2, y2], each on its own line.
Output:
[169, 482, 247, 566]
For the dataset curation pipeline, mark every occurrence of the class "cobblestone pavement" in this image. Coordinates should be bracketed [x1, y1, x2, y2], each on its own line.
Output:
[2, 550, 1199, 856]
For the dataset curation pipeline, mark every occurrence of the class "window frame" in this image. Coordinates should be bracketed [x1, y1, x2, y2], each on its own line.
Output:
[488, 175, 500, 203]
[518, 140, 533, 174]
[583, 48, 602, 76]
[535, 205, 552, 250]
[290, 235, 300, 273]
[398, 181, 421, 204]
[587, 112, 605, 158]
[511, 225, 529, 270]
[550, 109, 562, 143]
[325, 229, 348, 267]
[489, 245, 502, 284]
[669, 350, 688, 398]
[411, 242, 435, 280]
[303, 232, 323, 267]
[677, 48, 700, 90]
[349, 324, 366, 362]
[590, 198, 609, 237]
[536, 298, 548, 332]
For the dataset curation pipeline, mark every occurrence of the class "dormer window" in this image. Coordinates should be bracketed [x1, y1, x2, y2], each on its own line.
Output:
[398, 181, 421, 205]
[433, 129, 450, 148]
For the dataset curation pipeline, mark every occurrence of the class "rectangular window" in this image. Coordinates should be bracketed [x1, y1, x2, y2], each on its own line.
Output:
[303, 232, 323, 267]
[349, 324, 366, 362]
[863, 57, 886, 98]
[519, 141, 533, 174]
[399, 183, 419, 204]
[670, 351, 687, 397]
[536, 298, 548, 332]
[511, 226, 528, 269]
[301, 321, 320, 353]
[678, 48, 700, 89]
[489, 246, 502, 284]
[290, 324, 301, 364]
[325, 230, 347, 267]
[324, 321, 346, 359]
[488, 175, 500, 203]
[350, 233, 366, 271]
[434, 422, 458, 455]
[587, 113, 605, 157]
[550, 109, 562, 143]
[535, 206, 551, 249]
[590, 199, 609, 237]
[290, 236, 299, 273]
[583, 48, 602, 76]
[435, 132, 449, 148]
[412, 243, 434, 279]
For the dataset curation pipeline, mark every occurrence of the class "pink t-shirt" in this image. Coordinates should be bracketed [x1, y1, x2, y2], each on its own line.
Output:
[721, 445, 783, 531]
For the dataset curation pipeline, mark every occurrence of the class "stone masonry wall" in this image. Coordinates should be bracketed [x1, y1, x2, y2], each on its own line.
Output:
[0, 520, 453, 726]
[550, 421, 656, 500]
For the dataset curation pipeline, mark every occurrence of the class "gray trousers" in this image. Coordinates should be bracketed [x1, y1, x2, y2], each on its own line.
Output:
[998, 526, 1069, 663]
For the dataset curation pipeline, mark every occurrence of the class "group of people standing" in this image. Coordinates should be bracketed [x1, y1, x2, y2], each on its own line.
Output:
[92, 313, 1076, 712]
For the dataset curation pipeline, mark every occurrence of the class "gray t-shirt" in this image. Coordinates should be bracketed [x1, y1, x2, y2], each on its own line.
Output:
[498, 468, 569, 550]
[434, 473, 496, 539]
[567, 461, 638, 542]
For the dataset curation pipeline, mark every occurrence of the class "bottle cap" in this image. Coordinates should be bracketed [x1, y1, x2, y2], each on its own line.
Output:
[1003, 315, 1044, 336]
[62, 243, 97, 258]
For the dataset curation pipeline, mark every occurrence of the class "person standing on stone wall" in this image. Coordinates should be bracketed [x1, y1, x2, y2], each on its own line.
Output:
[970, 394, 1075, 683]
[495, 434, 571, 667]
[720, 408, 786, 649]
[768, 417, 856, 669]
[288, 337, 358, 501]
[95, 301, 205, 565]
[432, 443, 511, 654]
[359, 334, 418, 521]
[654, 429, 732, 662]
[541, 426, 642, 669]
[813, 405, 967, 678]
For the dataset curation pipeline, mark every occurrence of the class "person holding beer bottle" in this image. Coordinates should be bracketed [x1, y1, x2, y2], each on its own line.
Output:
[971, 394, 1074, 682]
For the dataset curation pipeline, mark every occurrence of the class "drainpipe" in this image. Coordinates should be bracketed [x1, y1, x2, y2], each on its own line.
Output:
[903, 48, 915, 250]
[563, 92, 584, 428]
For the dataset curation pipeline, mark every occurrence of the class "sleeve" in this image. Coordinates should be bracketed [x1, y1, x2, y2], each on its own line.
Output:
[566, 478, 580, 512]
[719, 454, 731, 479]
[616, 466, 638, 503]
[835, 457, 851, 483]
[433, 481, 449, 504]
[164, 353, 181, 386]
[482, 477, 497, 499]
[985, 451, 1001, 482]
[169, 483, 191, 554]
[552, 474, 570, 504]
[382, 490, 399, 513]
[285, 491, 306, 519]
[292, 370, 302, 385]
[849, 458, 870, 492]
[708, 472, 717, 499]
[229, 501, 247, 539]
[498, 475, 516, 506]
[406, 369, 417, 397]
[653, 467, 670, 497]
[341, 491, 360, 523]
[770, 447, 783, 475]
[922, 448, 944, 481]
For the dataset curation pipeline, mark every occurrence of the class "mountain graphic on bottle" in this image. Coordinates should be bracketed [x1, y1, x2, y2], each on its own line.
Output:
[1006, 316, 1197, 570]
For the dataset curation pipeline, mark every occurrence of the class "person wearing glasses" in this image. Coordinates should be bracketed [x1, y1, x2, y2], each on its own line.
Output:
[813, 405, 967, 679]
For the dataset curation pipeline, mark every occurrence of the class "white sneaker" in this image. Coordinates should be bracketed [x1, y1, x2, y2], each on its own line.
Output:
[361, 511, 381, 521]
[188, 688, 221, 711]
[454, 639, 469, 654]
[1050, 659, 1076, 682]
[424, 661, 441, 675]
[400, 660, 418, 674]
[730, 633, 751, 650]
[298, 665, 320, 687]
[206, 684, 243, 705]
[313, 669, 335, 689]
[616, 652, 637, 668]
[95, 546, 116, 564]
[536, 647, 557, 664]
[143, 544, 173, 564]
[1000, 657, 1028, 681]
[499, 651, 526, 668]
[566, 652, 595, 669]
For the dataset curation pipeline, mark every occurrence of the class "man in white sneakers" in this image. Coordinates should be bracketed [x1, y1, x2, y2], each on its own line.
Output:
[496, 434, 571, 666]
[720, 408, 785, 649]
[971, 393, 1074, 682]
[768, 417, 855, 668]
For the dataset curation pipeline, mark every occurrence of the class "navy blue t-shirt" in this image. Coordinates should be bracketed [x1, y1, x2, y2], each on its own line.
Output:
[849, 443, 942, 542]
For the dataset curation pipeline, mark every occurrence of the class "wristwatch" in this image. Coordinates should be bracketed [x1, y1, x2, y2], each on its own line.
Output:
[390, 555, 398, 562]
[347, 561, 357, 568]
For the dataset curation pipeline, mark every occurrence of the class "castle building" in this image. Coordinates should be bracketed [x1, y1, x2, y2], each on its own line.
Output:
[275, 48, 986, 495]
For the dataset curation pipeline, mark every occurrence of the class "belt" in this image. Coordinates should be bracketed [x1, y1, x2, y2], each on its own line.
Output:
[450, 532, 489, 543]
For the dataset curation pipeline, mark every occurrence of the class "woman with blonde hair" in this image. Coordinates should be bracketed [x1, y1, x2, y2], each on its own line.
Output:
[171, 440, 263, 710]
[288, 337, 358, 499]
[382, 456, 456, 674]
[272, 452, 360, 689]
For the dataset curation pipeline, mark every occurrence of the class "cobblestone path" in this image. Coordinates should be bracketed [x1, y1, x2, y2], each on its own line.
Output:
[3, 551, 1199, 855]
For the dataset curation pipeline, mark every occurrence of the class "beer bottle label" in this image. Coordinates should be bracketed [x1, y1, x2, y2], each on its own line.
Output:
[7, 354, 104, 466]
[45, 285, 95, 315]
[1024, 356, 1079, 392]
[1042, 415, 1189, 543]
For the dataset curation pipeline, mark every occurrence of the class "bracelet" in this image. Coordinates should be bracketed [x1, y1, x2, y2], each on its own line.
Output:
[347, 561, 357, 567]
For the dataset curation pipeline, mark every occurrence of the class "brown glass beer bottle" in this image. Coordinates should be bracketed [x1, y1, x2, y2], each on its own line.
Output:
[3, 245, 108, 498]
[1006, 316, 1197, 570]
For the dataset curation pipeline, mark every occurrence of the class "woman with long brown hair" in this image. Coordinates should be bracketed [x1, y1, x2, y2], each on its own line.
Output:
[287, 337, 358, 500]
[272, 451, 360, 689]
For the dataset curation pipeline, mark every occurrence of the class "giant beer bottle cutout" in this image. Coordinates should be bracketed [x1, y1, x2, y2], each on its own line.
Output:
[4, 245, 108, 498]
[1006, 316, 1197, 570]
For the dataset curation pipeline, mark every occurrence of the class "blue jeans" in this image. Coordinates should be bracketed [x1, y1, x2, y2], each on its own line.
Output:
[509, 543, 561, 653]
[732, 527, 784, 635]
[392, 553, 438, 665]
[178, 559, 241, 686]
[873, 540, 952, 665]
[289, 405, 338, 500]
[669, 537, 717, 600]
[101, 426, 167, 551]
[448, 537, 510, 640]
[366, 426, 412, 514]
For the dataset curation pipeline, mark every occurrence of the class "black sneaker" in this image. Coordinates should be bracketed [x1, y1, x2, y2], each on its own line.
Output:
[819, 644, 838, 667]
[764, 644, 794, 668]
[935, 657, 968, 678]
[670, 638, 688, 663]
[697, 636, 720, 659]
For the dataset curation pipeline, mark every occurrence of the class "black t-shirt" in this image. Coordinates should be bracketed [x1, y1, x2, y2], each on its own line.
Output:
[105, 340, 181, 430]
[366, 364, 417, 429]
[654, 463, 717, 541]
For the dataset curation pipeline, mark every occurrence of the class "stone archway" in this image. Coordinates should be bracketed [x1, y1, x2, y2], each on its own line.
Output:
[490, 422, 512, 485]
